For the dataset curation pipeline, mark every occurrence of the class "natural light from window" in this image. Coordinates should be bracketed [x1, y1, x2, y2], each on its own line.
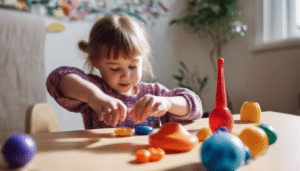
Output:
[263, 0, 300, 44]
[296, 0, 300, 36]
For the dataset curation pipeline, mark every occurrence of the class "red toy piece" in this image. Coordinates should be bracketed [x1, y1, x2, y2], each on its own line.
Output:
[209, 58, 234, 133]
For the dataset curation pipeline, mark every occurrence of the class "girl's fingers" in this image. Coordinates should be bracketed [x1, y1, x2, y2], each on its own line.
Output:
[97, 106, 105, 121]
[152, 102, 162, 113]
[104, 108, 112, 125]
[140, 105, 152, 123]
[98, 112, 105, 121]
[131, 101, 140, 122]
[136, 99, 150, 123]
[118, 103, 127, 122]
[128, 106, 134, 120]
[155, 110, 166, 117]
[111, 110, 119, 127]
[103, 102, 127, 126]
[152, 104, 166, 117]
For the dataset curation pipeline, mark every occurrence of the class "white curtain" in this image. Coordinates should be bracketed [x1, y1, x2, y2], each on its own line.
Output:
[263, 0, 299, 43]
[0, 10, 46, 142]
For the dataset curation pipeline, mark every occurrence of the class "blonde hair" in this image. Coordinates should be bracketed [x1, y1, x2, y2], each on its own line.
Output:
[78, 14, 154, 80]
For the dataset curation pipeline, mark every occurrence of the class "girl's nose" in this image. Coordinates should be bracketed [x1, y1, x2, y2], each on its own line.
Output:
[121, 69, 130, 78]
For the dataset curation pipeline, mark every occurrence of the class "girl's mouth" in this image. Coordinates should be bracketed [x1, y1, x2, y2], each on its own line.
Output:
[119, 83, 130, 87]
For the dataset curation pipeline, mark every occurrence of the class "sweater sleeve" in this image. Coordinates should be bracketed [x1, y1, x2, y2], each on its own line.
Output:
[46, 66, 103, 113]
[145, 83, 203, 122]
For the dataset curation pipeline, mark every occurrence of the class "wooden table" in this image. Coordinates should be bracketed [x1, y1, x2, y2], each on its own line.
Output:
[1, 111, 299, 171]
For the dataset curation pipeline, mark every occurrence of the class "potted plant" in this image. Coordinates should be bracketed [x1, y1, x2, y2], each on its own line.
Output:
[170, 0, 247, 112]
[173, 61, 209, 117]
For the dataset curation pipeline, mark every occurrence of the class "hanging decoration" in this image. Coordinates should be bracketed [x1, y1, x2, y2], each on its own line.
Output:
[46, 21, 66, 32]
[11, 0, 169, 27]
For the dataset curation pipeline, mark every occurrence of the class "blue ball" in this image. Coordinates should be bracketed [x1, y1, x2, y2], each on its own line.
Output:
[244, 146, 251, 164]
[1, 134, 37, 168]
[201, 132, 245, 171]
[135, 125, 153, 135]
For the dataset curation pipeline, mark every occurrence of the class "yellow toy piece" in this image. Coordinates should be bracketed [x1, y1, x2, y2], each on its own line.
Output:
[239, 126, 269, 157]
[114, 127, 134, 136]
[240, 101, 261, 123]
[47, 22, 66, 32]
[196, 127, 212, 141]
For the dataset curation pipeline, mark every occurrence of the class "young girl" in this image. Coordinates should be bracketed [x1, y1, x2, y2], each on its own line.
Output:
[46, 14, 203, 129]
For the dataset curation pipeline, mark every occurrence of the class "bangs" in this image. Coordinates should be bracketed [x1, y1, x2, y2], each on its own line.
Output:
[101, 29, 147, 60]
[90, 14, 149, 60]
[104, 42, 139, 60]
[86, 14, 153, 78]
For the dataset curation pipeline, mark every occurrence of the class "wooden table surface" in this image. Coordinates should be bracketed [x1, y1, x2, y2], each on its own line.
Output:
[1, 111, 299, 171]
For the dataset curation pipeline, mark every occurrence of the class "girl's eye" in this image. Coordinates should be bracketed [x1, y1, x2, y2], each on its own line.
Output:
[110, 68, 119, 71]
[129, 66, 136, 69]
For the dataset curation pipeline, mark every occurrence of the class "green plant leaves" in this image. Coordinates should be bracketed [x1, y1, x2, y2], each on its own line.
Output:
[173, 61, 209, 97]
[169, 0, 243, 42]
[198, 76, 209, 92]
[179, 61, 189, 73]
[173, 75, 184, 82]
[169, 18, 182, 25]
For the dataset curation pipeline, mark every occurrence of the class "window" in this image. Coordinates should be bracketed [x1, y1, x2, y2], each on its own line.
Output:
[263, 0, 299, 43]
[253, 0, 300, 52]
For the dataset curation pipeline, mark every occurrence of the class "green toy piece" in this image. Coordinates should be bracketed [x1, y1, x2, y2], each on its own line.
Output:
[258, 123, 277, 145]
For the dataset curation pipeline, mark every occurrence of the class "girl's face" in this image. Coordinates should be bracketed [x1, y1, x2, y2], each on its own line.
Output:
[94, 52, 143, 96]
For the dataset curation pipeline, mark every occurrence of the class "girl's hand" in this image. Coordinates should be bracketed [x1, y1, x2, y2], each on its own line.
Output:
[129, 94, 171, 123]
[88, 90, 127, 126]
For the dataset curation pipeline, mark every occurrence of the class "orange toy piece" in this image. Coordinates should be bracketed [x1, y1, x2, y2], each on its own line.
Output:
[240, 101, 261, 123]
[114, 127, 134, 136]
[135, 149, 151, 163]
[148, 147, 165, 162]
[149, 123, 198, 152]
[196, 127, 212, 141]
[239, 126, 269, 157]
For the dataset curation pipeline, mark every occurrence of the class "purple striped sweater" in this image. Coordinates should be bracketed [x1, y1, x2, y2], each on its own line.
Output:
[46, 66, 203, 129]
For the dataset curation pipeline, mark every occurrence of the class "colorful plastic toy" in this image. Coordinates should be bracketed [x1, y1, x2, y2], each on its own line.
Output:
[240, 101, 261, 123]
[135, 125, 153, 135]
[209, 58, 234, 133]
[135, 149, 151, 163]
[149, 123, 198, 152]
[214, 126, 228, 134]
[244, 146, 251, 164]
[258, 123, 277, 145]
[196, 127, 212, 141]
[201, 132, 246, 171]
[1, 134, 37, 168]
[147, 147, 165, 162]
[114, 127, 134, 136]
[135, 147, 165, 163]
[238, 126, 269, 157]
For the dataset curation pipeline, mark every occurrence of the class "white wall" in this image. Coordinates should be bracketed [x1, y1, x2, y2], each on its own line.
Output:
[44, 17, 93, 131]
[152, 0, 300, 116]
[45, 0, 300, 131]
[150, 0, 248, 114]
[242, 1, 300, 115]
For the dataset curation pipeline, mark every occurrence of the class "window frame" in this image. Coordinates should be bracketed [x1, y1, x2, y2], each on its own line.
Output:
[252, 0, 300, 53]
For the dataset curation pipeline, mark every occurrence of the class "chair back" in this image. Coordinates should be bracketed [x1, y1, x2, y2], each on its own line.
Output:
[25, 103, 60, 134]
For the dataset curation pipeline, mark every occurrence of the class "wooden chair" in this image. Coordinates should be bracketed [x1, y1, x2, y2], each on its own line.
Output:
[25, 103, 60, 134]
